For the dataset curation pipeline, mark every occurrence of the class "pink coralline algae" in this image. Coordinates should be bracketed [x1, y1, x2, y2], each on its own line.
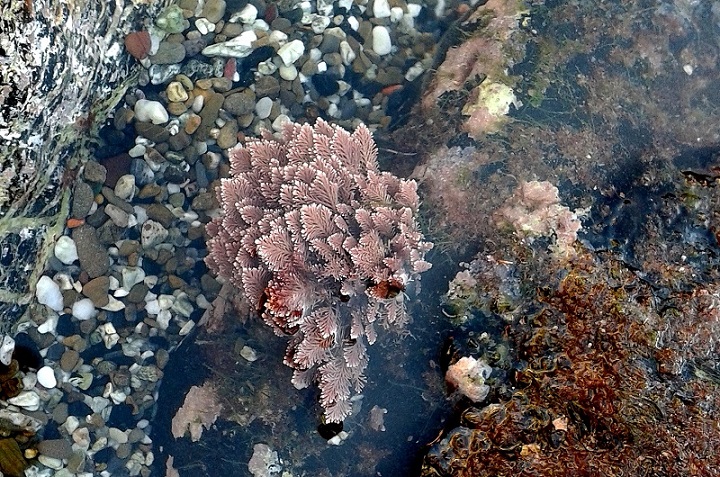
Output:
[205, 119, 433, 422]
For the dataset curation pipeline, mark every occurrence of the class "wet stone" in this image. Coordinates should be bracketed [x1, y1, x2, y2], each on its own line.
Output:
[199, 92, 224, 132]
[183, 37, 207, 57]
[167, 101, 189, 116]
[150, 41, 186, 65]
[83, 161, 107, 184]
[212, 77, 233, 93]
[82, 276, 110, 307]
[164, 165, 186, 184]
[216, 120, 239, 149]
[223, 90, 256, 116]
[66, 450, 86, 473]
[72, 225, 110, 279]
[130, 159, 155, 186]
[202, 0, 226, 23]
[135, 122, 170, 143]
[126, 283, 149, 304]
[60, 350, 80, 373]
[191, 191, 217, 211]
[168, 131, 192, 151]
[254, 76, 281, 98]
[37, 439, 72, 460]
[71, 181, 94, 219]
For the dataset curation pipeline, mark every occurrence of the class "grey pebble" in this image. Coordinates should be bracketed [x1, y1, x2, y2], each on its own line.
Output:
[150, 41, 187, 65]
[223, 89, 256, 116]
[83, 161, 107, 184]
[37, 438, 73, 460]
[71, 181, 94, 219]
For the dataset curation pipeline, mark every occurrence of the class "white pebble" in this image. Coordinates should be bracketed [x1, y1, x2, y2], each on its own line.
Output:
[101, 296, 126, 312]
[37, 314, 58, 334]
[108, 427, 129, 444]
[277, 39, 305, 66]
[72, 298, 98, 321]
[122, 266, 146, 290]
[339, 41, 356, 65]
[128, 144, 146, 158]
[134, 99, 169, 125]
[37, 366, 57, 388]
[36, 276, 64, 312]
[272, 114, 291, 132]
[372, 26, 392, 56]
[372, 0, 391, 18]
[233, 3, 257, 23]
[405, 62, 425, 82]
[0, 336, 14, 366]
[195, 17, 216, 35]
[202, 30, 257, 58]
[114, 174, 136, 201]
[141, 220, 168, 248]
[54, 236, 78, 265]
[240, 345, 258, 362]
[99, 323, 120, 349]
[347, 15, 359, 31]
[279, 64, 298, 81]
[390, 6, 404, 21]
[8, 391, 40, 411]
[38, 455, 64, 470]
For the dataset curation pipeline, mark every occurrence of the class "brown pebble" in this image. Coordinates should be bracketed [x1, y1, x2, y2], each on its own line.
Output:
[124, 31, 151, 60]
[59, 350, 80, 373]
[184, 114, 202, 134]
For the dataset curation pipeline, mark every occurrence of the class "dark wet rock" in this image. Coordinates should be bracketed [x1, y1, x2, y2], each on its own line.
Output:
[191, 192, 217, 211]
[54, 314, 76, 336]
[44, 343, 65, 362]
[126, 283, 149, 304]
[11, 333, 42, 371]
[254, 75, 281, 99]
[167, 131, 191, 151]
[312, 73, 340, 96]
[99, 153, 133, 188]
[71, 181, 94, 219]
[66, 400, 93, 418]
[164, 165, 187, 184]
[71, 226, 110, 279]
[145, 204, 176, 229]
[181, 59, 219, 79]
[96, 221, 125, 245]
[130, 159, 155, 186]
[195, 162, 209, 189]
[135, 122, 170, 143]
[223, 90, 256, 116]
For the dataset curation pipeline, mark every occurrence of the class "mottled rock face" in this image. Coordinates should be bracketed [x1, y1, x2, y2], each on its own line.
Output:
[0, 0, 166, 327]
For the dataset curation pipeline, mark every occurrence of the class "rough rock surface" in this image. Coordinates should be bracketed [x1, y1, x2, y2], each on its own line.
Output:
[0, 0, 171, 330]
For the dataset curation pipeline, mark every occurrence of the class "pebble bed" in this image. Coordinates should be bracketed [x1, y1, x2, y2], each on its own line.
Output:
[6, 0, 448, 475]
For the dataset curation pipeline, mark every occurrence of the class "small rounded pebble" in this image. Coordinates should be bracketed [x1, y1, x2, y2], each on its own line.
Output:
[36, 366, 57, 388]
